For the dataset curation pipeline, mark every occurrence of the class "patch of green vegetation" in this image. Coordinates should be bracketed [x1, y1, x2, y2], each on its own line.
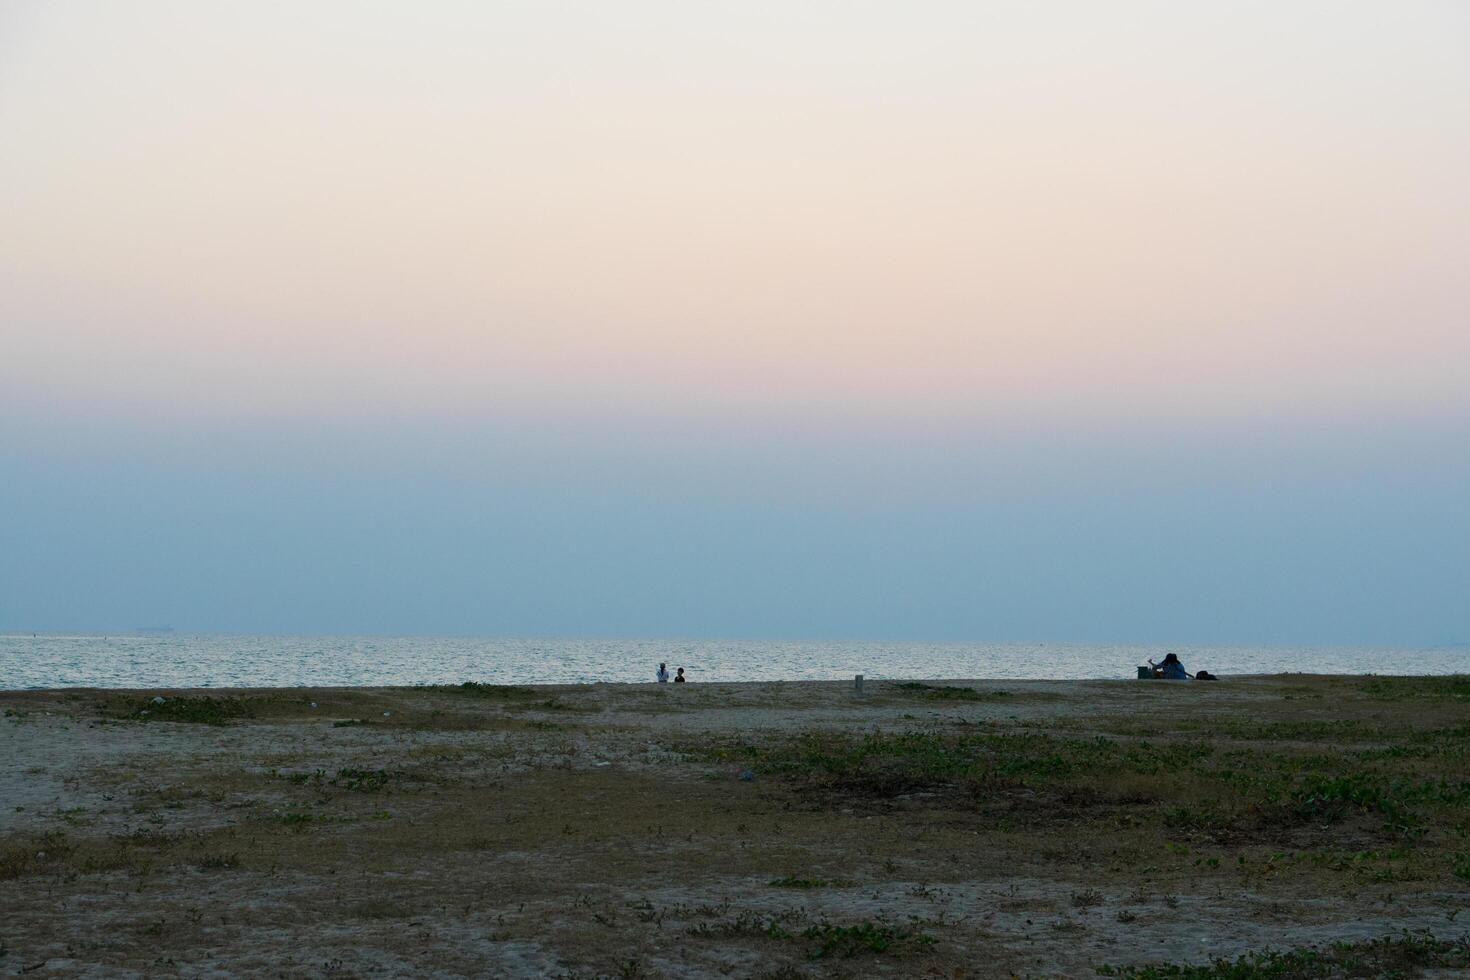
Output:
[196, 851, 240, 870]
[538, 697, 598, 713]
[423, 682, 537, 700]
[275, 808, 343, 831]
[0, 836, 54, 880]
[701, 729, 1209, 801]
[272, 767, 401, 792]
[1162, 804, 1229, 831]
[686, 909, 804, 940]
[1291, 772, 1470, 829]
[334, 767, 397, 792]
[51, 806, 90, 826]
[1097, 932, 1470, 978]
[110, 827, 186, 849]
[1217, 719, 1367, 742]
[1264, 847, 1426, 883]
[769, 875, 830, 889]
[0, 829, 159, 881]
[1355, 676, 1470, 702]
[277, 811, 319, 829]
[891, 682, 1012, 702]
[1071, 888, 1103, 908]
[125, 696, 255, 726]
[801, 921, 935, 959]
[332, 718, 369, 728]
[695, 721, 1468, 843]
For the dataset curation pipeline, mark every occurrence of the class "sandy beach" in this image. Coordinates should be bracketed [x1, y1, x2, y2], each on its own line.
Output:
[3, 675, 1468, 977]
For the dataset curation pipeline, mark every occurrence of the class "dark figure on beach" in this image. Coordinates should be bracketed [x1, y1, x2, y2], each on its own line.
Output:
[656, 662, 669, 683]
[1149, 653, 1191, 680]
[674, 667, 686, 683]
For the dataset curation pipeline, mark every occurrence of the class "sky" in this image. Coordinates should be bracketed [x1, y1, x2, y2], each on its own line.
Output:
[2, 1, 1468, 644]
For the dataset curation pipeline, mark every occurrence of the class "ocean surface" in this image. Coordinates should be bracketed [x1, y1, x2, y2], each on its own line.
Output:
[0, 634, 1465, 690]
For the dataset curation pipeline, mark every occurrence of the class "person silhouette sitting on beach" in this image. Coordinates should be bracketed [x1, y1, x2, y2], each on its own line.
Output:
[1148, 653, 1191, 680]
[656, 662, 669, 683]
[674, 667, 686, 683]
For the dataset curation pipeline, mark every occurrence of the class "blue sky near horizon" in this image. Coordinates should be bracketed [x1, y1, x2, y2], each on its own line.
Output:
[4, 415, 1466, 645]
[2, 2, 1468, 644]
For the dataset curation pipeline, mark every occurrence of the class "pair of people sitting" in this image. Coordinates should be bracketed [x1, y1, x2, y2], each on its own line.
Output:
[1147, 653, 1215, 680]
[655, 663, 686, 683]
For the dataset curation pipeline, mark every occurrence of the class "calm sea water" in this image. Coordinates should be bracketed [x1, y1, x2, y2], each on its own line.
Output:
[0, 634, 1465, 690]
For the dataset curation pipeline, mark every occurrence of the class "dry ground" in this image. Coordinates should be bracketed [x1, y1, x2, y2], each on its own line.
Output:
[2, 675, 1468, 977]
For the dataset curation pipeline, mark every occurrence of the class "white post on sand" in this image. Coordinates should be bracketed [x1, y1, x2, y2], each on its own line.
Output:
[854, 674, 864, 695]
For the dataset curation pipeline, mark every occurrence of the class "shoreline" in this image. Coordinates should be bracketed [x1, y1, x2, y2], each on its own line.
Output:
[6, 669, 1465, 696]
[7, 635, 1465, 694]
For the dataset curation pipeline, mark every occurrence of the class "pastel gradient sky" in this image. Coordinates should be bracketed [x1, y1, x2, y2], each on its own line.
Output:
[2, 2, 1468, 642]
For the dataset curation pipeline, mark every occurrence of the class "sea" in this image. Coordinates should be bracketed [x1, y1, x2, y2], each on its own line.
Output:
[0, 634, 1465, 690]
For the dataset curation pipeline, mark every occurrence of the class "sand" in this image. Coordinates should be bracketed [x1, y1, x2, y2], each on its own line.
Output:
[2, 675, 1467, 977]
